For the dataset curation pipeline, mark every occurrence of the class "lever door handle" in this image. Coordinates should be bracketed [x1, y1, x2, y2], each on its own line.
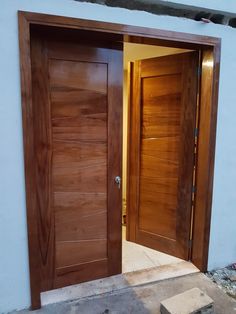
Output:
[115, 176, 121, 189]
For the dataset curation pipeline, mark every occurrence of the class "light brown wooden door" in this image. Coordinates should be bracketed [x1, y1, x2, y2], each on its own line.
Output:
[30, 31, 123, 291]
[127, 52, 199, 260]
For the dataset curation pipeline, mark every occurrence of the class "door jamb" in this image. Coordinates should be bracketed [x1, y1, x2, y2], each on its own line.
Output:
[18, 11, 221, 310]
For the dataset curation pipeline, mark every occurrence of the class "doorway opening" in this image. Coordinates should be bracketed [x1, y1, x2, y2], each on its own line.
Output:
[19, 11, 220, 310]
[121, 43, 199, 274]
[40, 42, 200, 307]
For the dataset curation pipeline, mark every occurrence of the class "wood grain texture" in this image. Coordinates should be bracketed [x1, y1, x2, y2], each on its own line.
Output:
[29, 30, 123, 293]
[19, 11, 220, 48]
[107, 49, 123, 275]
[126, 62, 134, 242]
[128, 53, 199, 259]
[127, 61, 141, 242]
[141, 76, 181, 139]
[48, 56, 109, 282]
[30, 35, 55, 293]
[18, 13, 42, 310]
[191, 48, 220, 271]
[18, 11, 220, 309]
[54, 259, 109, 287]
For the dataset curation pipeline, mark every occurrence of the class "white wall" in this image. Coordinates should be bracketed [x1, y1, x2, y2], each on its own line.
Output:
[0, 0, 236, 312]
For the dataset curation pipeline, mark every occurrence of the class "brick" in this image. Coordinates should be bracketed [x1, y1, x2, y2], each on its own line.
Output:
[160, 287, 214, 314]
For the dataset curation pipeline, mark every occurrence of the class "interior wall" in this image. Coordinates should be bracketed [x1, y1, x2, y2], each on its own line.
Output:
[122, 44, 190, 218]
[1, 0, 236, 312]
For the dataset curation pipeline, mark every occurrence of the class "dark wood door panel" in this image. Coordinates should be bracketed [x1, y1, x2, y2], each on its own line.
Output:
[52, 141, 107, 168]
[139, 176, 178, 196]
[56, 239, 107, 268]
[30, 36, 54, 292]
[128, 52, 199, 259]
[30, 32, 123, 292]
[54, 192, 107, 241]
[142, 75, 181, 98]
[49, 59, 108, 92]
[139, 205, 177, 240]
[141, 137, 180, 161]
[54, 259, 109, 288]
[50, 59, 108, 142]
[142, 76, 181, 138]
[140, 155, 179, 177]
[140, 54, 183, 77]
[52, 163, 107, 192]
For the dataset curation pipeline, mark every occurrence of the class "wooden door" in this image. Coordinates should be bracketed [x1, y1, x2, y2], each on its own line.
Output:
[30, 32, 123, 292]
[127, 52, 199, 260]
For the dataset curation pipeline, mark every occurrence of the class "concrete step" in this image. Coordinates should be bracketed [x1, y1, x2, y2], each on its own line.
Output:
[41, 261, 198, 306]
[160, 287, 214, 314]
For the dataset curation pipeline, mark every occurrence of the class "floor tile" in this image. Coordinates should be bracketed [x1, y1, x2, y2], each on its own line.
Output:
[122, 226, 183, 272]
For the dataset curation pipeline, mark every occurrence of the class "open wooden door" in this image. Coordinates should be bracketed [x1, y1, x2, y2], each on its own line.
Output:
[28, 28, 123, 307]
[127, 52, 199, 260]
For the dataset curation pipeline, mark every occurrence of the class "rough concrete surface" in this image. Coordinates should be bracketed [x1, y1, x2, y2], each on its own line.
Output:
[12, 273, 236, 314]
[160, 287, 214, 314]
[41, 261, 198, 306]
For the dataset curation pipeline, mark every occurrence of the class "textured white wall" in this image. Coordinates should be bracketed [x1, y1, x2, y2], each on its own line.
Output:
[0, 0, 236, 312]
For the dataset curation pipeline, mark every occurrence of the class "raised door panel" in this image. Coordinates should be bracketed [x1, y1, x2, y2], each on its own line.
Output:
[30, 33, 122, 292]
[139, 73, 181, 241]
[49, 59, 109, 284]
[128, 52, 199, 259]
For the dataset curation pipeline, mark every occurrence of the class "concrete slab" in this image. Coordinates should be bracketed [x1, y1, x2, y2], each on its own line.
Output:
[12, 273, 236, 314]
[41, 261, 198, 306]
[160, 287, 214, 314]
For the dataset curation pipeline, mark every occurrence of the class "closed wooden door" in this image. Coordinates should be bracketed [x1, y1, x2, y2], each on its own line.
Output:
[30, 32, 123, 293]
[127, 52, 199, 260]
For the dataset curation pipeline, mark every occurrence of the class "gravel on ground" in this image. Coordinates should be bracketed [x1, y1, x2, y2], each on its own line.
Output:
[207, 263, 236, 300]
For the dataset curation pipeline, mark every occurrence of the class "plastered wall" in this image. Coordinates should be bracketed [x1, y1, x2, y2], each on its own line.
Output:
[1, 0, 236, 312]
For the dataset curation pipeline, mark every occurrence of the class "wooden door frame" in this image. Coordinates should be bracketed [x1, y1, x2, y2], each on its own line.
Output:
[18, 11, 220, 310]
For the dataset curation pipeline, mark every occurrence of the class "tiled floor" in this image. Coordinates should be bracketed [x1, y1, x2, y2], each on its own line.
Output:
[122, 226, 183, 273]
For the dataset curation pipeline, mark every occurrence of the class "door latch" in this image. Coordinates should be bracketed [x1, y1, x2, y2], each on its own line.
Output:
[115, 176, 121, 189]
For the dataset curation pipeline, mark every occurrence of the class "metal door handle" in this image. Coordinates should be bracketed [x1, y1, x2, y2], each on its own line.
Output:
[115, 176, 121, 189]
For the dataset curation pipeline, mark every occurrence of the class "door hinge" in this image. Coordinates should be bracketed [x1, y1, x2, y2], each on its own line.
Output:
[194, 127, 198, 138]
[188, 239, 193, 249]
[192, 185, 196, 194]
[197, 67, 202, 78]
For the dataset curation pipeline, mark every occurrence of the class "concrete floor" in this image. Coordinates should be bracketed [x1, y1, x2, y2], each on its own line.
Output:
[41, 261, 198, 306]
[31, 227, 200, 307]
[40, 229, 198, 306]
[13, 273, 236, 314]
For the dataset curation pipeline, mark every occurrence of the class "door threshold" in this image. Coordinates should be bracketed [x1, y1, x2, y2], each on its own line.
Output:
[41, 261, 199, 306]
